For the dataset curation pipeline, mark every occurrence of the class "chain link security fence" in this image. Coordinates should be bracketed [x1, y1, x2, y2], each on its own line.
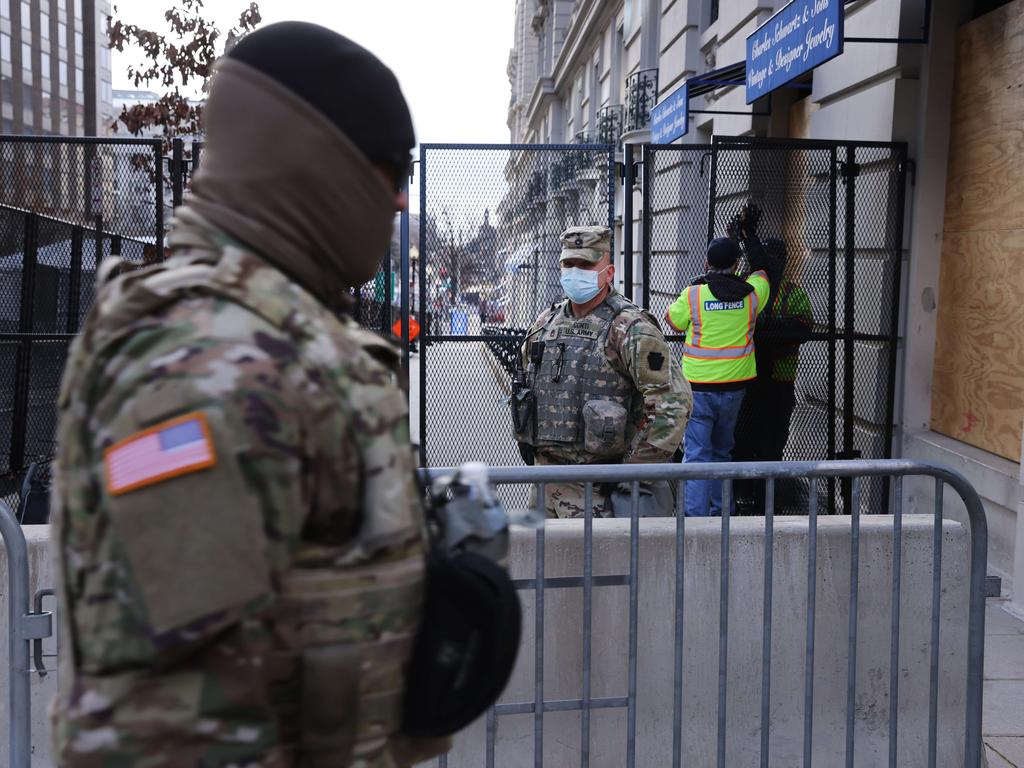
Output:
[415, 144, 617, 498]
[0, 136, 400, 508]
[643, 138, 907, 515]
[0, 134, 906, 519]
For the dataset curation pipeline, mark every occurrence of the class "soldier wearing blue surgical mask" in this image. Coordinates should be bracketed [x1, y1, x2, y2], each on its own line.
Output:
[510, 226, 693, 518]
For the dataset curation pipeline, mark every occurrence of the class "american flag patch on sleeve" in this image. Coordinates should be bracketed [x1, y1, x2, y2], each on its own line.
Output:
[104, 412, 217, 496]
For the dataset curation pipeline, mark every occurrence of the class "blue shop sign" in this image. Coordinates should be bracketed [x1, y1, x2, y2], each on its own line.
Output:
[651, 82, 689, 143]
[745, 0, 843, 103]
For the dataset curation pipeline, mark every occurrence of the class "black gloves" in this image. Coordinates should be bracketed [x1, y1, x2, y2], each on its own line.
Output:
[727, 200, 762, 241]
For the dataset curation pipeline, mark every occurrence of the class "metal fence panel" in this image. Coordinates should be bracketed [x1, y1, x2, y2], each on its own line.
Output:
[644, 139, 908, 515]
[416, 459, 986, 768]
[416, 144, 617, 484]
[0, 136, 164, 246]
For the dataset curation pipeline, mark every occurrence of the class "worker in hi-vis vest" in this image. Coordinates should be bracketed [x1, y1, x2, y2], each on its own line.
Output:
[665, 202, 781, 517]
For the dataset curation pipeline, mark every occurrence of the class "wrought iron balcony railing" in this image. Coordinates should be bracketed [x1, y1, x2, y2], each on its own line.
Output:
[625, 69, 659, 132]
[598, 104, 624, 145]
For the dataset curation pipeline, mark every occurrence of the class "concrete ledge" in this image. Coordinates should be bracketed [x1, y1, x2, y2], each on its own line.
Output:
[905, 431, 1020, 510]
[443, 516, 972, 768]
[903, 430, 1019, 598]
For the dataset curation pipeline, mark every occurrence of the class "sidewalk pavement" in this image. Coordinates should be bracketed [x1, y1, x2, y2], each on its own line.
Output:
[984, 599, 1024, 767]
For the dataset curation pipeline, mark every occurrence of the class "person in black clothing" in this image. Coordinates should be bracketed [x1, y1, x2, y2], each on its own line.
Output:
[733, 237, 814, 513]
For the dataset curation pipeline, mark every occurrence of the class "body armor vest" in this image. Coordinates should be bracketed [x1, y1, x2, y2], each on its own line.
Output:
[525, 294, 640, 458]
[55, 244, 425, 766]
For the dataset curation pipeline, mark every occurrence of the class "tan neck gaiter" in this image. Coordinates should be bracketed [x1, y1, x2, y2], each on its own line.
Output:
[186, 58, 396, 306]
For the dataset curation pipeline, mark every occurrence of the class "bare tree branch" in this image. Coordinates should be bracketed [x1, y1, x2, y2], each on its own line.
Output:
[107, 1, 262, 153]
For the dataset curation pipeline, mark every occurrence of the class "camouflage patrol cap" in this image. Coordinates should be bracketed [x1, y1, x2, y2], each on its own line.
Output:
[559, 226, 612, 264]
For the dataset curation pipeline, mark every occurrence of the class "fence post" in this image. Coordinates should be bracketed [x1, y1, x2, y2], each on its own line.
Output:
[171, 138, 184, 209]
[641, 144, 652, 309]
[839, 146, 860, 512]
[154, 141, 165, 259]
[418, 145, 428, 466]
[384, 244, 393, 336]
[2, 501, 32, 768]
[400, 205, 410, 376]
[67, 225, 83, 334]
[10, 213, 38, 476]
[623, 143, 634, 302]
[707, 144, 718, 245]
[828, 147, 838, 513]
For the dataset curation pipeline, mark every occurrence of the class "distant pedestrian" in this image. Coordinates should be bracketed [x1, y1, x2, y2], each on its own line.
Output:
[733, 237, 814, 513]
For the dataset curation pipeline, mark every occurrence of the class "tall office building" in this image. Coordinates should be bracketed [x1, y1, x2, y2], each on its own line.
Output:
[0, 0, 113, 135]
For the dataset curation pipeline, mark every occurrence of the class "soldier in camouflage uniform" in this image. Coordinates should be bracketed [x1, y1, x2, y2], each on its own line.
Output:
[50, 23, 445, 767]
[512, 226, 692, 518]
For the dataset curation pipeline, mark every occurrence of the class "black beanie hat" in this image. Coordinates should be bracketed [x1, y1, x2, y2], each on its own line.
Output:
[707, 237, 741, 269]
[228, 21, 415, 166]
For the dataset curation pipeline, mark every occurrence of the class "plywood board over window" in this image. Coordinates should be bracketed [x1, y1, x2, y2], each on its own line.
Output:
[931, 0, 1024, 461]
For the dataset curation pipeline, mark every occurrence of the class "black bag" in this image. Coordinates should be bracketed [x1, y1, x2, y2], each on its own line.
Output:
[402, 548, 521, 737]
[402, 474, 522, 738]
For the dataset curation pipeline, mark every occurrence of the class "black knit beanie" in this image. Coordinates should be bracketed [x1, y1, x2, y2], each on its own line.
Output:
[228, 21, 416, 166]
[707, 237, 741, 269]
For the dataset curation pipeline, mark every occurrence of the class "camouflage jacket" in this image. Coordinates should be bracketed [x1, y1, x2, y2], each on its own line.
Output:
[50, 209, 436, 767]
[520, 291, 691, 465]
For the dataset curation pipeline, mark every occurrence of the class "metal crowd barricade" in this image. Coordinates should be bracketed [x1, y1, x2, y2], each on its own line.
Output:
[2, 460, 987, 768]
[422, 459, 987, 768]
[1, 501, 53, 768]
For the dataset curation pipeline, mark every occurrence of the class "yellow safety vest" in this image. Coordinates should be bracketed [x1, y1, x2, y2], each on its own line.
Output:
[667, 270, 770, 384]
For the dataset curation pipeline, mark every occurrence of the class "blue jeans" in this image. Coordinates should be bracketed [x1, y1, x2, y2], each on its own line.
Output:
[683, 388, 746, 517]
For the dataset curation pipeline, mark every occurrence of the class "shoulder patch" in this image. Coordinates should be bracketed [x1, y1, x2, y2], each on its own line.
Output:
[105, 412, 217, 496]
[648, 351, 665, 371]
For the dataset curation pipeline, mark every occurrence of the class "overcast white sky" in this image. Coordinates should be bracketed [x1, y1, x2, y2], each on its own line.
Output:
[111, 0, 517, 145]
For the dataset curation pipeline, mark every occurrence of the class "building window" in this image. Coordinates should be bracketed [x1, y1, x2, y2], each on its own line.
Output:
[59, 22, 67, 46]
[58, 59, 67, 85]
[0, 0, 9, 18]
[40, 12, 49, 40]
[75, 30, 82, 54]
[74, 65, 82, 95]
[709, 0, 719, 25]
[73, 0, 81, 19]
[1, 33, 10, 62]
[21, 0, 30, 28]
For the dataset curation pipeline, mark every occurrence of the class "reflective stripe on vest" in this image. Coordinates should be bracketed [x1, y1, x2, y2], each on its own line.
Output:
[683, 342, 755, 359]
[687, 286, 702, 346]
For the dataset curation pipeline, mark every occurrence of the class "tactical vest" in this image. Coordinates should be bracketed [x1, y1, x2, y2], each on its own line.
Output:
[54, 244, 425, 766]
[524, 294, 641, 459]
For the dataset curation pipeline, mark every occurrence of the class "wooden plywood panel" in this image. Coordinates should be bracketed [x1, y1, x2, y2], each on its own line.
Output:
[931, 0, 1024, 460]
[942, 5, 1024, 234]
[932, 230, 1024, 454]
